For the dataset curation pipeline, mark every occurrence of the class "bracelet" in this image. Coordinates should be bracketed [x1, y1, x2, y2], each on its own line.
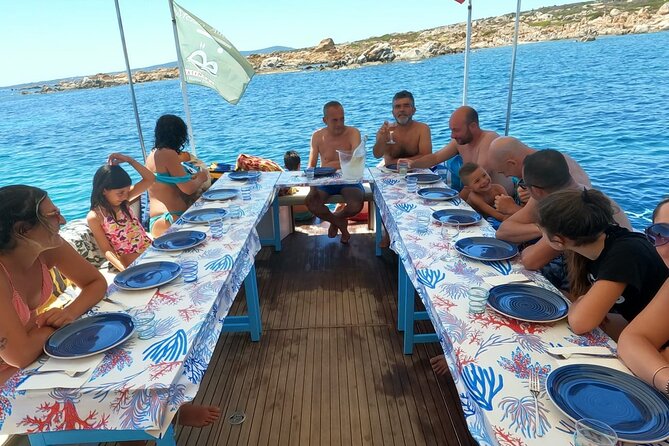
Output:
[666, 379, 669, 397]
[652, 365, 669, 389]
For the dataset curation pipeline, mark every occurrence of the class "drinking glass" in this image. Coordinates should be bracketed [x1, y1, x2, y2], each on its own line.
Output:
[441, 219, 461, 243]
[397, 158, 409, 177]
[210, 217, 225, 239]
[435, 166, 450, 186]
[468, 287, 489, 313]
[180, 260, 198, 283]
[241, 184, 252, 201]
[416, 209, 431, 234]
[387, 122, 397, 144]
[229, 204, 242, 219]
[406, 175, 418, 193]
[305, 168, 315, 180]
[132, 309, 156, 340]
[574, 419, 618, 446]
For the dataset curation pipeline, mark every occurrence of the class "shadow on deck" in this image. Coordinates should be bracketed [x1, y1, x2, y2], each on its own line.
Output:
[176, 229, 475, 446]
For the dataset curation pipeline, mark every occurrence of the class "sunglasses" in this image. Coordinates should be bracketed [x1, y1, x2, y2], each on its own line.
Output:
[645, 223, 669, 247]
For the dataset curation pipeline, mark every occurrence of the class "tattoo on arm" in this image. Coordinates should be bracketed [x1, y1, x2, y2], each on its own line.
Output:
[0, 337, 7, 351]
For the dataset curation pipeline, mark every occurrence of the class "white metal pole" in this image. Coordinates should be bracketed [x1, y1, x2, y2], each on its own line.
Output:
[114, 0, 147, 161]
[505, 0, 522, 136]
[462, 0, 473, 105]
[168, 0, 197, 156]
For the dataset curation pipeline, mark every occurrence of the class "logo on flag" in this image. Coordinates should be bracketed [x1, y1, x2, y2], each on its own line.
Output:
[173, 1, 255, 105]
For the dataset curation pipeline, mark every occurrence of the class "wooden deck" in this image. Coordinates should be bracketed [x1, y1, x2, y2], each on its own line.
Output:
[177, 228, 475, 446]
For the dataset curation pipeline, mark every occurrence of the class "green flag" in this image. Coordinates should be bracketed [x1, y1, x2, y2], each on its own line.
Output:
[173, 1, 255, 105]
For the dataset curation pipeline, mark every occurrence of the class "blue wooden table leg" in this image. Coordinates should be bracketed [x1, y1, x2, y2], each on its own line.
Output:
[272, 196, 282, 252]
[244, 264, 262, 341]
[397, 260, 407, 331]
[375, 201, 383, 256]
[402, 266, 416, 355]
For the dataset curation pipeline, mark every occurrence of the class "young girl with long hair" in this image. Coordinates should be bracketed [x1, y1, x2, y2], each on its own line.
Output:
[536, 188, 668, 337]
[87, 153, 154, 271]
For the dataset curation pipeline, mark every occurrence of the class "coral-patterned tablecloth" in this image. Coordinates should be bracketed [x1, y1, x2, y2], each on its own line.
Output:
[369, 167, 657, 446]
[276, 168, 374, 187]
[0, 172, 280, 438]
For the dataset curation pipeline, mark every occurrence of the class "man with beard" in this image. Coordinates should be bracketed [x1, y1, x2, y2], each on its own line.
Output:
[305, 101, 364, 244]
[373, 90, 432, 164]
[410, 106, 514, 195]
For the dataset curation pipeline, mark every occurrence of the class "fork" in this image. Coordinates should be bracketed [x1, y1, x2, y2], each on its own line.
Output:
[529, 369, 541, 437]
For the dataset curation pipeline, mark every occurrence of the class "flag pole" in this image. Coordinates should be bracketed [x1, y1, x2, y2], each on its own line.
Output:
[114, 0, 147, 161]
[462, 0, 472, 105]
[168, 0, 197, 156]
[505, 0, 522, 136]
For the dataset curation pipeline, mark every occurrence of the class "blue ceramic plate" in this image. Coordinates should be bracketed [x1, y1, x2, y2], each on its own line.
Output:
[202, 188, 238, 201]
[407, 173, 441, 184]
[384, 164, 415, 173]
[314, 167, 337, 177]
[44, 313, 135, 359]
[211, 163, 232, 173]
[487, 283, 569, 323]
[228, 171, 261, 181]
[454, 237, 518, 261]
[417, 187, 458, 201]
[114, 261, 181, 290]
[181, 208, 228, 224]
[151, 230, 207, 252]
[431, 209, 482, 226]
[547, 364, 669, 443]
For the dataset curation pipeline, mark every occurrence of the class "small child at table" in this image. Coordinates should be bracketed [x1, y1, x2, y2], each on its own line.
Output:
[459, 162, 516, 224]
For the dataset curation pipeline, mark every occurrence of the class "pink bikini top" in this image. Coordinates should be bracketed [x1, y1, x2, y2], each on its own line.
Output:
[0, 259, 53, 325]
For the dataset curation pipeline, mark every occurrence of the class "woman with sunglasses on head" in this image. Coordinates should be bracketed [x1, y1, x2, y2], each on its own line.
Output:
[536, 189, 668, 338]
[0, 185, 107, 385]
[618, 198, 669, 395]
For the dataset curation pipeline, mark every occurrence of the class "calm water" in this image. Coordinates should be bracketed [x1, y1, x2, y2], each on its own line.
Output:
[1, 32, 667, 228]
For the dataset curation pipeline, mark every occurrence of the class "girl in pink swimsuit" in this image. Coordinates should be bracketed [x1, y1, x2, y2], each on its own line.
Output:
[0, 185, 107, 385]
[87, 153, 155, 271]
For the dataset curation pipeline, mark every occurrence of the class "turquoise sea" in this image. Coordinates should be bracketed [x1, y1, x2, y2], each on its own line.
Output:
[1, 32, 667, 229]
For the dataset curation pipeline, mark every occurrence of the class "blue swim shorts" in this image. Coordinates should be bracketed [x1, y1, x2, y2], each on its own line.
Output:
[317, 183, 364, 196]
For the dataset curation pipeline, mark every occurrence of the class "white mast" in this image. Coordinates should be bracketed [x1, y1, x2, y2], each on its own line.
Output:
[168, 0, 197, 156]
[462, 0, 473, 105]
[505, 0, 522, 135]
[114, 0, 147, 161]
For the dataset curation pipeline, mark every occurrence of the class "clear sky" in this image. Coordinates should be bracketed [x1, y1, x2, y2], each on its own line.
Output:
[0, 0, 577, 87]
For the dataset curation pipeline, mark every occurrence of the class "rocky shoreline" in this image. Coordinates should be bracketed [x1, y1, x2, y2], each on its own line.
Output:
[19, 0, 669, 94]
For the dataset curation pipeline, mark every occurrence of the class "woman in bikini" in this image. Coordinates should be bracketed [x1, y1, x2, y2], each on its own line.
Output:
[0, 185, 107, 385]
[145, 114, 210, 237]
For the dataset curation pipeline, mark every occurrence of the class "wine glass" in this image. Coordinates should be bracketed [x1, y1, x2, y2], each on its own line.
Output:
[387, 121, 396, 144]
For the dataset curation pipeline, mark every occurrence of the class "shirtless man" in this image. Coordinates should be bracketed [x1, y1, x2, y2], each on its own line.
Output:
[305, 101, 363, 244]
[489, 136, 592, 217]
[410, 106, 514, 195]
[373, 90, 432, 164]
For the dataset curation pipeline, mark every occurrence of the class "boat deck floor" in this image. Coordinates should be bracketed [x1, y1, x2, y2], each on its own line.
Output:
[12, 224, 476, 446]
[174, 228, 475, 446]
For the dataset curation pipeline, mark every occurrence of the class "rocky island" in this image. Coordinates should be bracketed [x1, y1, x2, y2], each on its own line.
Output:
[20, 0, 669, 94]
